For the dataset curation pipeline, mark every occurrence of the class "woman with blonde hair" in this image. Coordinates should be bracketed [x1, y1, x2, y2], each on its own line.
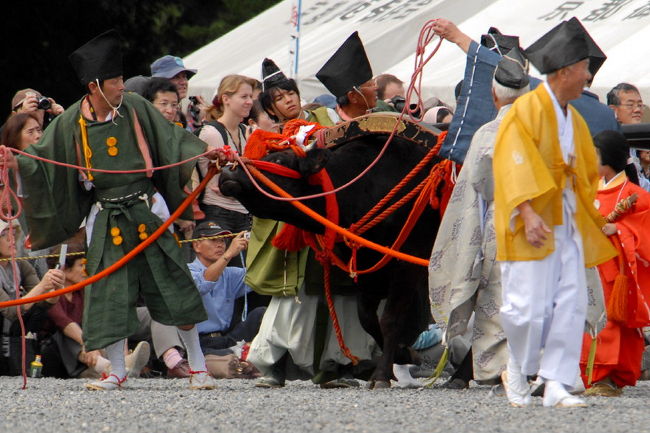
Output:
[196, 75, 256, 266]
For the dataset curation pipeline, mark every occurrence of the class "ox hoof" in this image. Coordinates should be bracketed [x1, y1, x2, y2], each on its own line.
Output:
[367, 380, 391, 390]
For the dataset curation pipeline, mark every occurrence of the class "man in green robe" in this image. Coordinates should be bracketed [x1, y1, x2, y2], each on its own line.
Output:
[7, 30, 218, 391]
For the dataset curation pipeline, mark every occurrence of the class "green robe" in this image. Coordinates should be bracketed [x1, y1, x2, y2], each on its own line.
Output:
[17, 93, 208, 350]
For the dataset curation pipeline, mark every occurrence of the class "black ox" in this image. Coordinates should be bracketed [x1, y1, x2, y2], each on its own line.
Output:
[219, 116, 444, 387]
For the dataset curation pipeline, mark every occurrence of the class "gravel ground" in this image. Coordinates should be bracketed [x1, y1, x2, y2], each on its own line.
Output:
[0, 377, 649, 433]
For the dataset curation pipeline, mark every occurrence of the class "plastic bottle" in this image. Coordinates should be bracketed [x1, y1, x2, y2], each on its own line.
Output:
[30, 354, 43, 378]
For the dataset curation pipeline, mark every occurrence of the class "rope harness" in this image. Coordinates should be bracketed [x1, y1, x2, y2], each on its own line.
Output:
[240, 118, 452, 365]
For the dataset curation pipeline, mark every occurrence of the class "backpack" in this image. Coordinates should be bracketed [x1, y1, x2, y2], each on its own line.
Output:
[193, 121, 248, 205]
[194, 121, 247, 155]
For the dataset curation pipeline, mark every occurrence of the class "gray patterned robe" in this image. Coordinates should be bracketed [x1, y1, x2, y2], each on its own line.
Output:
[429, 105, 510, 382]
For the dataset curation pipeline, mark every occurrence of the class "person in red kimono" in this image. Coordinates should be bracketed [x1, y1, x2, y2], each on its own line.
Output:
[580, 130, 650, 396]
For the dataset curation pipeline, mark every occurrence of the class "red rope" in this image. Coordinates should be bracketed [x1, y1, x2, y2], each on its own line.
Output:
[8, 147, 215, 175]
[350, 132, 445, 235]
[244, 163, 429, 266]
[322, 261, 359, 365]
[0, 147, 29, 388]
[0, 165, 219, 309]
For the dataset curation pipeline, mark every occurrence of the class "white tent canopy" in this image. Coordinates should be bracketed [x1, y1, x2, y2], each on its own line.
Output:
[186, 0, 650, 107]
[185, 0, 487, 101]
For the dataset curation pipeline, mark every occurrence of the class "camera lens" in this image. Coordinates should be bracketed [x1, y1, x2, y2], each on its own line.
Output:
[37, 97, 51, 111]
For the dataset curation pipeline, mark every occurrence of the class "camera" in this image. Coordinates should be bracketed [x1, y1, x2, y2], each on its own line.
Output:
[188, 96, 202, 125]
[389, 95, 420, 118]
[243, 231, 250, 240]
[36, 96, 51, 111]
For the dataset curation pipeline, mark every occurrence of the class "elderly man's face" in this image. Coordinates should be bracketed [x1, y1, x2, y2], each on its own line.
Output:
[193, 237, 226, 264]
[611, 90, 644, 124]
[561, 59, 591, 102]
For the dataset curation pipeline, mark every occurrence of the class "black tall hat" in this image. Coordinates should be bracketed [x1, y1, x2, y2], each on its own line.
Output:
[494, 46, 530, 89]
[525, 17, 595, 75]
[316, 31, 373, 98]
[568, 17, 607, 77]
[69, 30, 123, 85]
[261, 58, 289, 91]
[480, 27, 520, 54]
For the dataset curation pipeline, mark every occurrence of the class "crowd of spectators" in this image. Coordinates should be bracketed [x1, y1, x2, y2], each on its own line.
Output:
[0, 28, 648, 390]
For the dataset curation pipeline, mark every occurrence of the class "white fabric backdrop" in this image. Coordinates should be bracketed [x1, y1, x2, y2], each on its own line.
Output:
[186, 0, 650, 107]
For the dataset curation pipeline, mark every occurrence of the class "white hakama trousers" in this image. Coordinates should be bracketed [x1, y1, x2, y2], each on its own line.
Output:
[248, 285, 378, 378]
[499, 218, 587, 388]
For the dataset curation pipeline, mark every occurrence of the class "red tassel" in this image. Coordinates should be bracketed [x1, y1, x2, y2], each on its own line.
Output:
[243, 130, 279, 159]
[272, 223, 308, 251]
[607, 272, 628, 323]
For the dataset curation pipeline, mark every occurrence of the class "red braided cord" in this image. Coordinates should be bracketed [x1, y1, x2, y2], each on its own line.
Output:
[350, 136, 443, 234]
[0, 147, 29, 388]
[342, 161, 450, 277]
[8, 147, 215, 174]
[322, 261, 359, 365]
[357, 176, 429, 235]
[247, 160, 302, 179]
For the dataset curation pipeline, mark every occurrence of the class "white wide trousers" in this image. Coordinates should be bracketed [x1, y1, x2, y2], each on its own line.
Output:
[499, 219, 587, 387]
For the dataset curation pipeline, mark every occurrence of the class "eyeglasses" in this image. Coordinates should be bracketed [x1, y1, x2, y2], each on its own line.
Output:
[619, 102, 644, 110]
[154, 101, 180, 110]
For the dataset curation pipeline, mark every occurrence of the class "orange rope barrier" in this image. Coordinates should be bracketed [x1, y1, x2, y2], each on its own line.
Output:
[245, 164, 430, 267]
[0, 165, 218, 309]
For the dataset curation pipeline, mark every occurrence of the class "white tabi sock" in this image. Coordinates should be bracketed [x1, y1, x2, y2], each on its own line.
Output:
[178, 326, 207, 373]
[105, 339, 127, 379]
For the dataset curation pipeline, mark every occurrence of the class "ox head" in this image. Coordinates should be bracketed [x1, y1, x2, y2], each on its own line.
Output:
[219, 147, 331, 233]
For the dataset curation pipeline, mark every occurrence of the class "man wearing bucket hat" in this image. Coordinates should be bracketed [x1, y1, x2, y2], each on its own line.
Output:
[151, 55, 199, 129]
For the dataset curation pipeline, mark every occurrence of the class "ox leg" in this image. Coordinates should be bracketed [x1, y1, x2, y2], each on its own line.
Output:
[356, 293, 383, 348]
[369, 288, 416, 389]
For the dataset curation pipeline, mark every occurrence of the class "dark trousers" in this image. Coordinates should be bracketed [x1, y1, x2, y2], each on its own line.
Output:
[199, 306, 265, 355]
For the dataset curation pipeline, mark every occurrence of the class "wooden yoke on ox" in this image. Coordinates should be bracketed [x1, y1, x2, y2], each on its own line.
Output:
[319, 112, 444, 151]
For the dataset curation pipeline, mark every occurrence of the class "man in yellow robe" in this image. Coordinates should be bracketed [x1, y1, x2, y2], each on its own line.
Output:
[493, 18, 616, 408]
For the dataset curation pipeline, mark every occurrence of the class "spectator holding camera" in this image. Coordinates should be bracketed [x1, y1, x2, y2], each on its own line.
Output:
[189, 222, 265, 353]
[376, 74, 405, 101]
[150, 55, 202, 130]
[0, 219, 64, 375]
[10, 88, 64, 129]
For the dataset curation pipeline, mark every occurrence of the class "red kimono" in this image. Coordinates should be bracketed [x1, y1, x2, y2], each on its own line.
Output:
[580, 174, 650, 388]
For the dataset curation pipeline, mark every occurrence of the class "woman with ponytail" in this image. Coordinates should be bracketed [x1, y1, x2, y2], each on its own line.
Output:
[580, 130, 650, 396]
[196, 75, 256, 266]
